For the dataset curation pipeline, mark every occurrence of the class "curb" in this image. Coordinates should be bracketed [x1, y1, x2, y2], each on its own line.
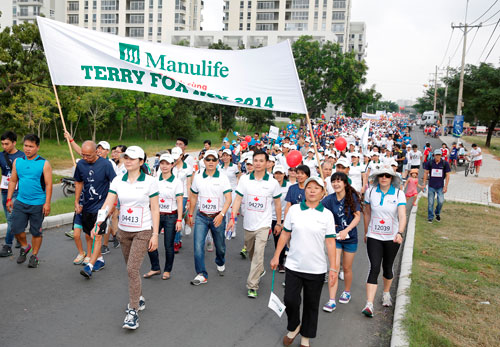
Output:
[0, 212, 74, 239]
[390, 196, 419, 347]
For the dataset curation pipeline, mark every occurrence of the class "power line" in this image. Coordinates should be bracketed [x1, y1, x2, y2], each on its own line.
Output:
[439, 28, 455, 66]
[484, 31, 500, 60]
[482, 8, 500, 23]
[466, 27, 480, 55]
[478, 18, 500, 61]
[470, 0, 499, 24]
[450, 34, 464, 62]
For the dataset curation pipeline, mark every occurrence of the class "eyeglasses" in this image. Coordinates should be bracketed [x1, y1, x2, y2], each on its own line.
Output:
[378, 173, 392, 179]
[204, 158, 218, 162]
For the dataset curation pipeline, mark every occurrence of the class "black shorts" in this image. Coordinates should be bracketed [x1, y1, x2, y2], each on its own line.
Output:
[11, 200, 44, 237]
[82, 211, 108, 236]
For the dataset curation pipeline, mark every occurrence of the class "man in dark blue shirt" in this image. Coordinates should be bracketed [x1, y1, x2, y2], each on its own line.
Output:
[284, 165, 310, 218]
[423, 149, 451, 223]
[0, 131, 25, 257]
[74, 141, 116, 278]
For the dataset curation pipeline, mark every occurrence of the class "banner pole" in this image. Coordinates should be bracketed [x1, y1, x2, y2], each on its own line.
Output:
[52, 84, 76, 167]
[305, 112, 325, 182]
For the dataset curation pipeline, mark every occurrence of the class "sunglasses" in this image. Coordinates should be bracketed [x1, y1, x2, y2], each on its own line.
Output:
[378, 173, 392, 179]
[204, 158, 218, 162]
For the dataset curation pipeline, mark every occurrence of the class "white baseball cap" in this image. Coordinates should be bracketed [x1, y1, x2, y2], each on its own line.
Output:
[97, 141, 110, 151]
[273, 164, 286, 174]
[171, 147, 183, 160]
[350, 152, 361, 157]
[290, 144, 297, 150]
[246, 157, 254, 165]
[159, 153, 175, 164]
[268, 156, 276, 162]
[222, 148, 232, 156]
[304, 176, 325, 189]
[204, 149, 219, 159]
[124, 146, 145, 160]
[336, 157, 350, 168]
[307, 148, 315, 153]
[283, 143, 291, 149]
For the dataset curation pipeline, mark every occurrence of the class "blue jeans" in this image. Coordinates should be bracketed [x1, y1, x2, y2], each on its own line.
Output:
[193, 213, 226, 278]
[427, 186, 444, 220]
[174, 197, 188, 244]
[2, 190, 18, 247]
[147, 214, 177, 272]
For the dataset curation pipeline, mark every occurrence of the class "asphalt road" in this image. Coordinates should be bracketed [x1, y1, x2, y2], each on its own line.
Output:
[0, 128, 436, 347]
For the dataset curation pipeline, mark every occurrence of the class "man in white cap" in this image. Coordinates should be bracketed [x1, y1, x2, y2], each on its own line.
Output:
[300, 138, 311, 157]
[303, 148, 319, 177]
[188, 149, 232, 286]
[219, 148, 240, 235]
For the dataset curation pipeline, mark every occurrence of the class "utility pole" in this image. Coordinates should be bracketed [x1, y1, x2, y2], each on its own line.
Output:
[442, 62, 450, 117]
[433, 65, 438, 113]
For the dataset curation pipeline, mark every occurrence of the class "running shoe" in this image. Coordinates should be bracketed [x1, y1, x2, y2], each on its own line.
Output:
[217, 264, 225, 276]
[339, 270, 345, 281]
[15, 240, 21, 249]
[28, 255, 39, 268]
[427, 219, 433, 223]
[112, 236, 120, 248]
[362, 302, 374, 317]
[93, 259, 105, 272]
[82, 256, 90, 266]
[174, 242, 180, 254]
[323, 299, 336, 312]
[65, 230, 74, 239]
[73, 252, 86, 265]
[247, 289, 258, 298]
[80, 265, 92, 279]
[126, 296, 145, 312]
[16, 244, 31, 264]
[101, 245, 110, 255]
[206, 241, 214, 252]
[382, 292, 392, 307]
[339, 291, 351, 304]
[240, 247, 247, 259]
[278, 264, 285, 273]
[436, 215, 441, 222]
[0, 245, 13, 257]
[190, 274, 207, 286]
[122, 309, 139, 330]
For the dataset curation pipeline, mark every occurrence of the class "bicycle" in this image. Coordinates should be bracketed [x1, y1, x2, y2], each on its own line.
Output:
[464, 159, 475, 177]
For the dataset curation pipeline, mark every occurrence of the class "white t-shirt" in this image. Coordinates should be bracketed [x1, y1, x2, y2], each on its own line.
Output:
[272, 179, 291, 221]
[172, 161, 194, 197]
[367, 160, 383, 174]
[116, 163, 127, 176]
[235, 172, 282, 231]
[303, 158, 318, 177]
[218, 162, 239, 189]
[283, 202, 336, 274]
[326, 175, 334, 195]
[190, 169, 232, 214]
[349, 163, 364, 192]
[158, 174, 184, 213]
[364, 185, 406, 241]
[109, 172, 159, 232]
[407, 150, 422, 166]
[470, 147, 482, 161]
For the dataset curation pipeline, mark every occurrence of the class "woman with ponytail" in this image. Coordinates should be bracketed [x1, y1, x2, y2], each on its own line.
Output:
[321, 172, 362, 312]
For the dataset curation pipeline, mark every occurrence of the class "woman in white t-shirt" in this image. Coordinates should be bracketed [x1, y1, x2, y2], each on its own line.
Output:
[362, 165, 406, 318]
[271, 164, 291, 273]
[349, 152, 365, 193]
[94, 146, 159, 330]
[271, 176, 336, 347]
[470, 143, 482, 177]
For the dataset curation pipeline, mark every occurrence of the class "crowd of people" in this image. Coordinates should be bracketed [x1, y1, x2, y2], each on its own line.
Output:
[0, 116, 462, 344]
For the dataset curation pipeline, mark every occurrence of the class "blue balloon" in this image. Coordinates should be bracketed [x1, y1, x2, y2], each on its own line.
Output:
[233, 131, 239, 136]
[223, 137, 229, 142]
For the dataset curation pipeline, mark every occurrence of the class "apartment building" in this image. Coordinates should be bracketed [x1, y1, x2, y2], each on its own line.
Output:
[65, 0, 203, 41]
[0, 0, 64, 29]
[349, 21, 366, 61]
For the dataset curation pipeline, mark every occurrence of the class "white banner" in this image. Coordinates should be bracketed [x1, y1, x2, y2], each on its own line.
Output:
[37, 17, 307, 114]
[268, 125, 280, 140]
[268, 291, 286, 318]
[361, 112, 380, 120]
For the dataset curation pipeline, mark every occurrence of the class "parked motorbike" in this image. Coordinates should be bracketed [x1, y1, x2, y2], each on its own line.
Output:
[61, 177, 75, 197]
[458, 155, 466, 166]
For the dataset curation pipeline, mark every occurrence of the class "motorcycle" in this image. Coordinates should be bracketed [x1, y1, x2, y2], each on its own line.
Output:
[61, 177, 75, 197]
[458, 155, 466, 166]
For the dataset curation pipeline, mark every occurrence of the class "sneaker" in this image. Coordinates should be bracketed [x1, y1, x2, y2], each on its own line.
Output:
[15, 240, 21, 249]
[16, 244, 31, 264]
[101, 245, 110, 255]
[206, 241, 214, 252]
[217, 264, 225, 276]
[174, 242, 180, 254]
[93, 259, 105, 272]
[339, 291, 351, 304]
[240, 247, 247, 259]
[362, 302, 374, 317]
[278, 264, 285, 273]
[28, 254, 39, 268]
[0, 245, 13, 257]
[339, 270, 345, 281]
[112, 236, 120, 248]
[282, 281, 286, 287]
[247, 289, 258, 298]
[427, 219, 433, 223]
[436, 215, 441, 222]
[65, 230, 74, 239]
[382, 292, 392, 307]
[323, 299, 336, 312]
[80, 264, 92, 279]
[190, 274, 207, 286]
[122, 309, 139, 330]
[82, 256, 90, 266]
[126, 296, 145, 312]
[73, 252, 86, 265]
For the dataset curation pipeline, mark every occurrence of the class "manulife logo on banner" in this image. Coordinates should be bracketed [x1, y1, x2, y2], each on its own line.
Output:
[119, 43, 140, 65]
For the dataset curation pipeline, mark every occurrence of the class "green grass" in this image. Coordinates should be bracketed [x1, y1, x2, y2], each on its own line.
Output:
[0, 196, 75, 224]
[405, 198, 500, 347]
[463, 136, 500, 159]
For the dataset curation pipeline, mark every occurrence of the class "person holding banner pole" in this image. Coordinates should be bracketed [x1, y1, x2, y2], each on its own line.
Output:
[271, 176, 336, 347]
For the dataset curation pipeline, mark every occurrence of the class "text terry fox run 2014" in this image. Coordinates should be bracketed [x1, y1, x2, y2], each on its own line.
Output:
[80, 65, 276, 110]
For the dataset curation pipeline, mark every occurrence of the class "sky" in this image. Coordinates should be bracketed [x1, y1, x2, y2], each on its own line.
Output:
[202, 0, 500, 102]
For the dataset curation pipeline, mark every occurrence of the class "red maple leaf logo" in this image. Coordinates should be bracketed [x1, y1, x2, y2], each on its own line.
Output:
[380, 220, 385, 224]
[254, 197, 259, 201]
[127, 208, 133, 214]
[160, 199, 165, 203]
[7, 177, 10, 181]
[207, 199, 212, 203]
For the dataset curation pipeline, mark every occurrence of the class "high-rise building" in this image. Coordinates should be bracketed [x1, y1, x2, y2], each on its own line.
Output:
[0, 0, 64, 30]
[348, 21, 366, 61]
[65, 0, 203, 41]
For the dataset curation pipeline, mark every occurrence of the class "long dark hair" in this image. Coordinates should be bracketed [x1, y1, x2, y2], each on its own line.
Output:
[330, 172, 362, 215]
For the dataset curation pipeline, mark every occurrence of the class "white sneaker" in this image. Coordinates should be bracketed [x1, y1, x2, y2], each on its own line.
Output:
[382, 292, 392, 307]
[190, 274, 208, 286]
[339, 270, 344, 281]
[206, 241, 214, 252]
[217, 264, 225, 276]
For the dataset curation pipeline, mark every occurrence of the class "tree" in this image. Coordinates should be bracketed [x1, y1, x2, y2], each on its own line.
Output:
[343, 85, 381, 117]
[239, 108, 275, 131]
[80, 88, 113, 142]
[412, 87, 446, 114]
[208, 40, 232, 50]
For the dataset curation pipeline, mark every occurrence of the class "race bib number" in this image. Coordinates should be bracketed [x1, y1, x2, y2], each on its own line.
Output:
[159, 197, 174, 213]
[119, 206, 143, 228]
[247, 195, 267, 212]
[371, 217, 393, 235]
[199, 196, 220, 213]
[1, 175, 10, 189]
[431, 169, 443, 177]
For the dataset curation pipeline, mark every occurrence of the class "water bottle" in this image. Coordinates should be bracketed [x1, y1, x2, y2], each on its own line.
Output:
[225, 230, 232, 240]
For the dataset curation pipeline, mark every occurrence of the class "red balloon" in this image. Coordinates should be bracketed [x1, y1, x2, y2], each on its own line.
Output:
[286, 150, 303, 168]
[244, 135, 252, 142]
[334, 137, 347, 151]
[240, 141, 248, 150]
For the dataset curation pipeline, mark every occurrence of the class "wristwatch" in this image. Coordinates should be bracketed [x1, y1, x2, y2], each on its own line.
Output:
[397, 232, 404, 237]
